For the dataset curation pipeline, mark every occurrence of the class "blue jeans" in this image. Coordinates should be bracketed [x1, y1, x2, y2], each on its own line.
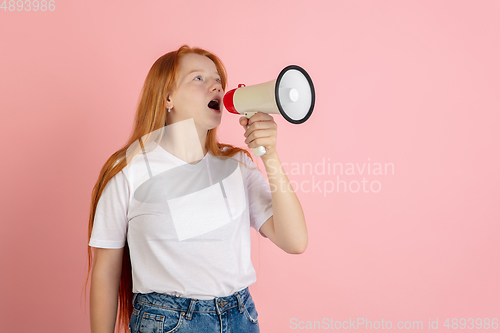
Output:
[129, 287, 260, 333]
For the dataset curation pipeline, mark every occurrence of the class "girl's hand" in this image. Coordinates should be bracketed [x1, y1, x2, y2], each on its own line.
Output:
[239, 112, 278, 159]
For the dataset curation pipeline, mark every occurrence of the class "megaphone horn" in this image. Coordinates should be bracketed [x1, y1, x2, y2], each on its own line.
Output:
[223, 65, 315, 157]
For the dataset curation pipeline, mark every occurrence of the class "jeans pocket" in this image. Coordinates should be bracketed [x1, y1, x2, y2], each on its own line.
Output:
[242, 294, 259, 324]
[136, 306, 185, 333]
[129, 307, 140, 332]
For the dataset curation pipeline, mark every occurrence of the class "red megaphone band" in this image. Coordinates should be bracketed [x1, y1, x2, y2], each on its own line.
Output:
[223, 84, 246, 114]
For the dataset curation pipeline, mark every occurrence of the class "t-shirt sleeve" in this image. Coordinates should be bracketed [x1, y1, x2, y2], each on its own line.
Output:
[89, 170, 130, 248]
[241, 152, 273, 238]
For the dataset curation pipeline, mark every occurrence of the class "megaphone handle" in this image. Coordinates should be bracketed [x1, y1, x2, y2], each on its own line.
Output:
[244, 112, 266, 157]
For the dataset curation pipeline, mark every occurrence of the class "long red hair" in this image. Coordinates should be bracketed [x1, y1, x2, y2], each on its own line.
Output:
[84, 45, 255, 332]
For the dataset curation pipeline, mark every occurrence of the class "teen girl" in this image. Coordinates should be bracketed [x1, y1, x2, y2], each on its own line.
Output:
[86, 45, 307, 333]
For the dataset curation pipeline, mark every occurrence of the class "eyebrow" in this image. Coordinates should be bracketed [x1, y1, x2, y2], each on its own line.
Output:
[187, 70, 220, 76]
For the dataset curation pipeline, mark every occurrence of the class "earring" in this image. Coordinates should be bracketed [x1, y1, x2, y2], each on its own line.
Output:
[167, 108, 171, 112]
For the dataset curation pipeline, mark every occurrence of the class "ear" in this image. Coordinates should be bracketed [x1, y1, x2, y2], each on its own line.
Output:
[165, 94, 174, 110]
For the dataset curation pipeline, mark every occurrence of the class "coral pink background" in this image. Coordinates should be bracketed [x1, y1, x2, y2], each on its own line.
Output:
[1, 0, 499, 332]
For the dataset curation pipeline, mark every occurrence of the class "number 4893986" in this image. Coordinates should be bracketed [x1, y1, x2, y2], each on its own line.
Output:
[1, 0, 56, 11]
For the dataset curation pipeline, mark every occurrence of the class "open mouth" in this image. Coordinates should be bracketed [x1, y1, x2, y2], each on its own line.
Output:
[208, 99, 220, 111]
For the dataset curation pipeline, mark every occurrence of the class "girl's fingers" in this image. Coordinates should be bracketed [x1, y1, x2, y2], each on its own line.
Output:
[239, 117, 248, 127]
[244, 129, 277, 145]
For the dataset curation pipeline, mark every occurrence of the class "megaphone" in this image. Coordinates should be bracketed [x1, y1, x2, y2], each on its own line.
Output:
[223, 65, 315, 157]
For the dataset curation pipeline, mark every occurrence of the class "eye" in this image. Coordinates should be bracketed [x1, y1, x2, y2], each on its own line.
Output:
[215, 78, 221, 83]
[194, 76, 203, 81]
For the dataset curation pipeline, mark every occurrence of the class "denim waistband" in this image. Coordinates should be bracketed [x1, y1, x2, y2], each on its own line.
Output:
[133, 287, 250, 319]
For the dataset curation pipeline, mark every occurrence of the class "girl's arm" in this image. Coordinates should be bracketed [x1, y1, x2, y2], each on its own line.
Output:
[90, 247, 124, 333]
[240, 113, 308, 254]
[260, 151, 308, 254]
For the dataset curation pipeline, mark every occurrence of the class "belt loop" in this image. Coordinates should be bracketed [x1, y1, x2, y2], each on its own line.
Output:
[235, 292, 244, 313]
[185, 299, 197, 320]
[214, 297, 221, 315]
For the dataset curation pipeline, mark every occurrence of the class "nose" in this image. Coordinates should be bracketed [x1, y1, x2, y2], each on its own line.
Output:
[211, 78, 222, 92]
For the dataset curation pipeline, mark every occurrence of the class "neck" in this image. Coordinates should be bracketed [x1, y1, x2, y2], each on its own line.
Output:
[161, 118, 207, 164]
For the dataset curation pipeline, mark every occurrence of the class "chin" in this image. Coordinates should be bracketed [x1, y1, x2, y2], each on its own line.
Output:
[210, 122, 221, 130]
[204, 119, 221, 131]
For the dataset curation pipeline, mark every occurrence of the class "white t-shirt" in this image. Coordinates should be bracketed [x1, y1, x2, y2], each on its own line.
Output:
[89, 143, 273, 299]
